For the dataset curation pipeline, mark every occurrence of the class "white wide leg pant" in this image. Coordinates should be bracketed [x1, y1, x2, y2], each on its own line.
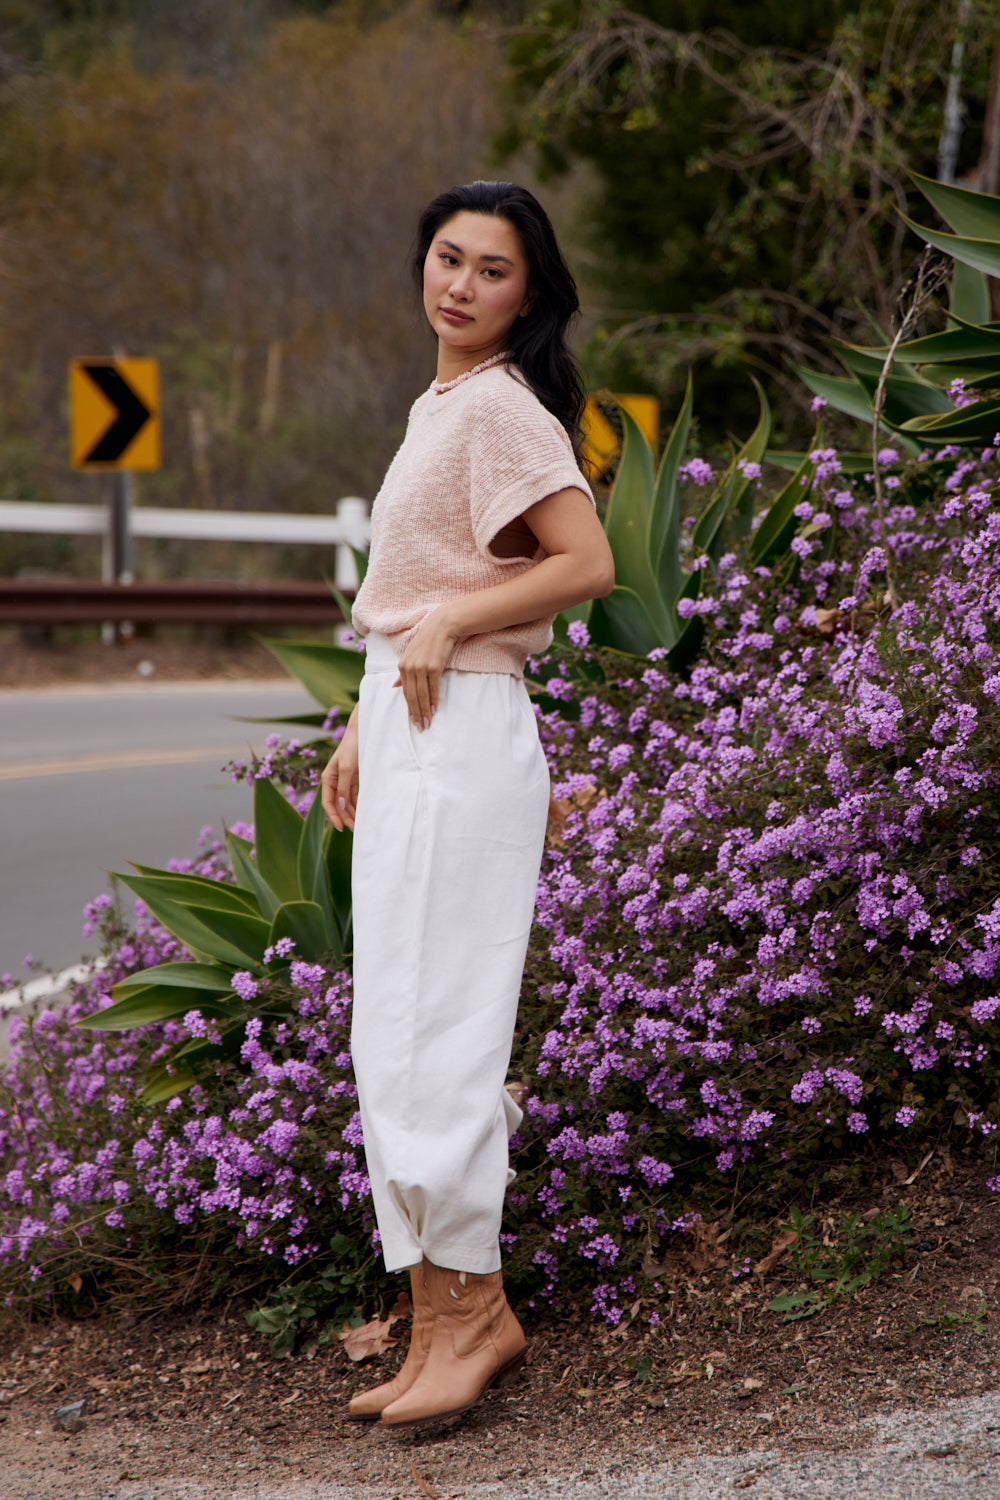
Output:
[350, 633, 550, 1274]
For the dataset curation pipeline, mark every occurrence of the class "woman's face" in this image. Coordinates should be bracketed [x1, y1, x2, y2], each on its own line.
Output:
[422, 211, 533, 362]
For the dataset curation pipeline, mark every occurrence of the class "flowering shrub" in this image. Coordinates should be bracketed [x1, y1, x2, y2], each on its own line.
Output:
[4, 440, 1000, 1328]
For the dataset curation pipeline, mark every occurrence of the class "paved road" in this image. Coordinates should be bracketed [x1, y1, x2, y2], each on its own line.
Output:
[0, 680, 319, 978]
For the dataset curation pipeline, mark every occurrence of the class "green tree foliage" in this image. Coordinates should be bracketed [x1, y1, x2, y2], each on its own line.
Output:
[501, 1, 1000, 439]
[0, 2, 506, 577]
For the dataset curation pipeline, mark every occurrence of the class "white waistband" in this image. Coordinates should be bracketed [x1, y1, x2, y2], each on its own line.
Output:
[362, 632, 399, 674]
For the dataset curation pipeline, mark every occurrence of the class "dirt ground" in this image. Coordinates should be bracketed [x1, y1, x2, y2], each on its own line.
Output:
[0, 630, 291, 689]
[1, 1150, 998, 1499]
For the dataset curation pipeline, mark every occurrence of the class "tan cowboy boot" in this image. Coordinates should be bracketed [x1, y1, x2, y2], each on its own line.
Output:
[379, 1260, 526, 1427]
[347, 1262, 433, 1419]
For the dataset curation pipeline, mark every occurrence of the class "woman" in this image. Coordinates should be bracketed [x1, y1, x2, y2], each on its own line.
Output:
[320, 180, 614, 1429]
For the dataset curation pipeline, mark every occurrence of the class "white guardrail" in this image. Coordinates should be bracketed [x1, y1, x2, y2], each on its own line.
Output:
[0, 496, 371, 591]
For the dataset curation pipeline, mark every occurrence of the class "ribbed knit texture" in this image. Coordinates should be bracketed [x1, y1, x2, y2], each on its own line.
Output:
[351, 364, 593, 677]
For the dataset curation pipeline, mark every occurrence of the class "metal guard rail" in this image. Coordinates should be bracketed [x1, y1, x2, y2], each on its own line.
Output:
[0, 578, 347, 627]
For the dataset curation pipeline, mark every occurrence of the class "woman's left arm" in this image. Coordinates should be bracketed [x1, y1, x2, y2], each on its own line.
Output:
[395, 486, 614, 728]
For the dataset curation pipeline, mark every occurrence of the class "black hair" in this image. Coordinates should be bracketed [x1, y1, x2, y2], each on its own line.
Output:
[410, 180, 586, 457]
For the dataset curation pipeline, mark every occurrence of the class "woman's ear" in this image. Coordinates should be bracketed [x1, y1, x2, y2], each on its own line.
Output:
[519, 292, 535, 318]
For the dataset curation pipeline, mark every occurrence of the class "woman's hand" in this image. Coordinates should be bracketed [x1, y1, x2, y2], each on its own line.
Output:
[394, 606, 462, 728]
[320, 706, 360, 831]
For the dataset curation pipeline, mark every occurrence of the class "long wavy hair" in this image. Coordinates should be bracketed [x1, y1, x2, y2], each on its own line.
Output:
[410, 180, 586, 457]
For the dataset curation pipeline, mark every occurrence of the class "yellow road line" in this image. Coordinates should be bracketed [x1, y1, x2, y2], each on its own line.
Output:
[0, 745, 246, 781]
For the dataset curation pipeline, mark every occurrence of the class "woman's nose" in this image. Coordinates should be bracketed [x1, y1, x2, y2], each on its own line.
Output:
[449, 267, 474, 300]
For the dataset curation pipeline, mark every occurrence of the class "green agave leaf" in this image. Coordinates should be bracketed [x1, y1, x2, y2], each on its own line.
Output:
[115, 877, 269, 968]
[902, 216, 1000, 281]
[794, 367, 875, 424]
[667, 614, 704, 674]
[765, 450, 875, 475]
[604, 409, 673, 640]
[350, 544, 369, 586]
[259, 637, 364, 712]
[297, 787, 337, 945]
[830, 343, 891, 378]
[751, 451, 816, 568]
[232, 711, 332, 729]
[125, 866, 259, 913]
[649, 372, 693, 608]
[254, 778, 304, 904]
[852, 369, 953, 427]
[269, 899, 334, 962]
[729, 378, 771, 541]
[910, 169, 1000, 240]
[77, 986, 234, 1032]
[553, 599, 593, 642]
[883, 324, 1000, 364]
[949, 260, 991, 326]
[899, 397, 1000, 442]
[140, 1068, 200, 1103]
[111, 962, 238, 996]
[918, 362, 1000, 391]
[323, 823, 353, 947]
[589, 586, 663, 657]
[692, 470, 734, 563]
[226, 831, 281, 921]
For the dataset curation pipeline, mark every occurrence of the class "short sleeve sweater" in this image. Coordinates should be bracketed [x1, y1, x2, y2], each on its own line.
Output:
[350, 363, 594, 678]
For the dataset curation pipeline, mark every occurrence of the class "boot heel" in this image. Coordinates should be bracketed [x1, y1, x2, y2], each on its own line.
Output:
[491, 1346, 527, 1389]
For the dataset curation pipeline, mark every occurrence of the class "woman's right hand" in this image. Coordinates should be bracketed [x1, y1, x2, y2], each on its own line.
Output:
[320, 706, 360, 832]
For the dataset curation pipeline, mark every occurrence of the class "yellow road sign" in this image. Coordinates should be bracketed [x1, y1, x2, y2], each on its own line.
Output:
[70, 358, 161, 470]
[582, 394, 660, 481]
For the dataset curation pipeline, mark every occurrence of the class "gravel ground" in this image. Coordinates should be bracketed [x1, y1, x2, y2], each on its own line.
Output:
[4, 1384, 1000, 1500]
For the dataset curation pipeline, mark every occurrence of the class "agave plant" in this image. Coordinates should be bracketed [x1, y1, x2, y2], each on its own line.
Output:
[566, 378, 822, 668]
[77, 776, 352, 1101]
[797, 171, 1000, 450]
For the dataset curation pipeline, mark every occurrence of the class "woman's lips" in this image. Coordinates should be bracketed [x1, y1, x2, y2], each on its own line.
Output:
[440, 307, 473, 324]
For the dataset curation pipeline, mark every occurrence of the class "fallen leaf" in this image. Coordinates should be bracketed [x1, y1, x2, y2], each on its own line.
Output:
[959, 1285, 985, 1301]
[67, 1272, 83, 1295]
[754, 1228, 798, 1276]
[687, 1219, 725, 1274]
[409, 1465, 440, 1500]
[813, 606, 840, 637]
[742, 1377, 764, 1390]
[337, 1298, 408, 1363]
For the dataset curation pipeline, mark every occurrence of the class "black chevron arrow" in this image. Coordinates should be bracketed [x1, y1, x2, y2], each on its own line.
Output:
[82, 363, 152, 463]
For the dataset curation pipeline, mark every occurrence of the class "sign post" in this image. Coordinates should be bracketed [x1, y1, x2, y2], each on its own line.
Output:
[69, 356, 161, 638]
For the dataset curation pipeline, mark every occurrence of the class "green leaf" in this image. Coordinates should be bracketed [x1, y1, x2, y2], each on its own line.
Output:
[830, 343, 893, 378]
[115, 874, 269, 967]
[323, 823, 353, 946]
[751, 451, 815, 568]
[254, 778, 304, 904]
[795, 367, 875, 424]
[910, 169, 1000, 240]
[77, 986, 234, 1031]
[589, 586, 662, 656]
[728, 378, 771, 541]
[350, 544, 369, 586]
[901, 216, 1000, 280]
[666, 613, 704, 673]
[603, 408, 671, 639]
[258, 638, 364, 712]
[649, 372, 693, 607]
[111, 962, 239, 996]
[852, 369, 954, 427]
[139, 1066, 201, 1103]
[297, 787, 337, 944]
[949, 260, 991, 326]
[765, 449, 875, 475]
[226, 832, 280, 921]
[269, 900, 334, 962]
[125, 866, 259, 913]
[899, 396, 1000, 442]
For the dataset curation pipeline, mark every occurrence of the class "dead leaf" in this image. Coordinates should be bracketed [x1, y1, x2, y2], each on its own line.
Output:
[742, 1377, 764, 1390]
[409, 1462, 440, 1499]
[813, 606, 841, 637]
[688, 1219, 725, 1275]
[505, 1080, 528, 1107]
[889, 1159, 909, 1183]
[337, 1295, 409, 1363]
[67, 1272, 83, 1294]
[753, 1228, 798, 1276]
[959, 1285, 985, 1301]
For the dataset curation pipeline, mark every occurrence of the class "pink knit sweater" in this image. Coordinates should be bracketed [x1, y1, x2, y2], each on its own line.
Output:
[351, 364, 594, 677]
